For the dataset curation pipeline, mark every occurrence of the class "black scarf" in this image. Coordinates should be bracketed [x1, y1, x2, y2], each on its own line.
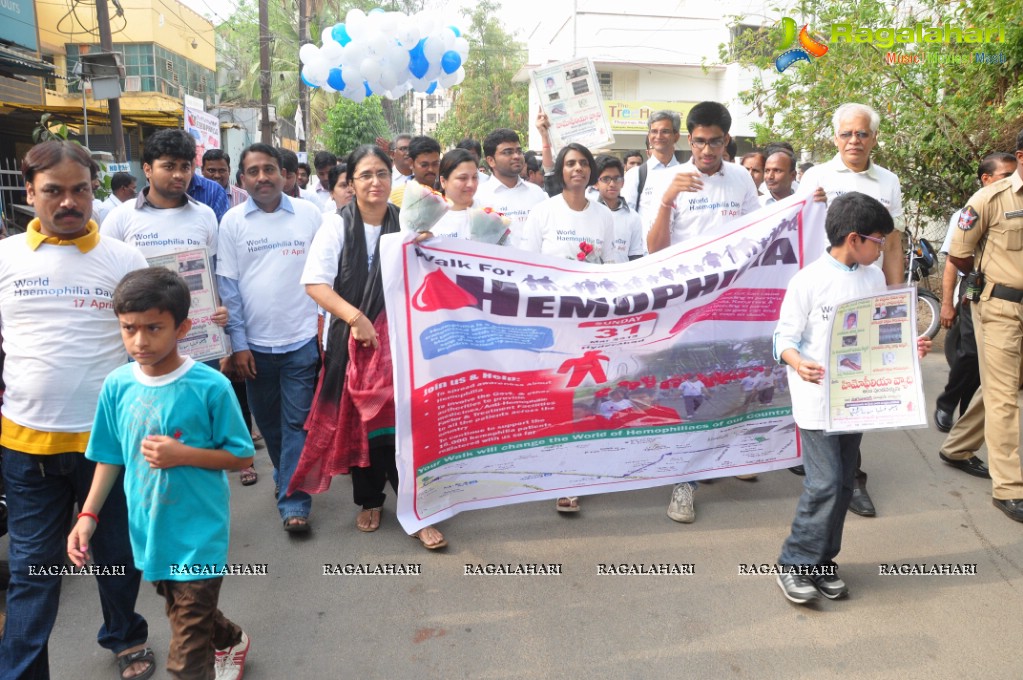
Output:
[318, 200, 400, 404]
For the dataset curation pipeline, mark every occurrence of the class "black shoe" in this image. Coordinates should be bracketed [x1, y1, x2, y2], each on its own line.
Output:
[790, 465, 806, 476]
[849, 486, 876, 517]
[939, 452, 990, 479]
[992, 498, 1023, 523]
[811, 572, 849, 600]
[934, 409, 954, 433]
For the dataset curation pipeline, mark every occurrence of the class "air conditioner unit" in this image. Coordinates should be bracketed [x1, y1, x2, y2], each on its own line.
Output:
[124, 75, 141, 91]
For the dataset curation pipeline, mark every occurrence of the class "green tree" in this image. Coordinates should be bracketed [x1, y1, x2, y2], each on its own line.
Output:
[726, 0, 1023, 234]
[321, 95, 392, 155]
[434, 0, 528, 146]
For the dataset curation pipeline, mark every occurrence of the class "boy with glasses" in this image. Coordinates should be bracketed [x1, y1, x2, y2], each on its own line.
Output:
[646, 101, 760, 523]
[592, 155, 645, 262]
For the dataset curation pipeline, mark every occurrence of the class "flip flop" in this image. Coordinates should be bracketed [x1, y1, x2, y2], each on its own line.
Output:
[283, 516, 311, 534]
[116, 646, 156, 680]
[556, 496, 580, 513]
[411, 526, 448, 550]
[356, 507, 382, 533]
[240, 466, 258, 486]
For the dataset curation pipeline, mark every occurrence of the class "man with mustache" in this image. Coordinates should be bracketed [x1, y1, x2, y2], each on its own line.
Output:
[0, 141, 154, 679]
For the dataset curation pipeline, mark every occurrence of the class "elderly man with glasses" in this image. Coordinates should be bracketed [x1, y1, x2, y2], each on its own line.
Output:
[796, 102, 906, 518]
[622, 110, 686, 231]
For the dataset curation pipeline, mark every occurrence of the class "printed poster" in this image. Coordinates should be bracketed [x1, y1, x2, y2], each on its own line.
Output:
[184, 106, 221, 169]
[824, 287, 927, 433]
[147, 248, 228, 363]
[382, 195, 829, 533]
[532, 58, 615, 152]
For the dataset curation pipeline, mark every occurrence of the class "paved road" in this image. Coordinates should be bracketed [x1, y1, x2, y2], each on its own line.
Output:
[6, 350, 1022, 679]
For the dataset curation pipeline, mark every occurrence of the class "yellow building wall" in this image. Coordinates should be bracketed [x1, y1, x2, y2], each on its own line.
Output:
[37, 0, 215, 111]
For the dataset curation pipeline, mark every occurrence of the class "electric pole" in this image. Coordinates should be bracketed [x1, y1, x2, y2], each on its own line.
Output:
[297, 0, 309, 152]
[258, 0, 273, 144]
[95, 0, 127, 162]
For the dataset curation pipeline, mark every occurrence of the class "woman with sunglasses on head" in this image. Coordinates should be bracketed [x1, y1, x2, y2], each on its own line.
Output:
[291, 144, 447, 550]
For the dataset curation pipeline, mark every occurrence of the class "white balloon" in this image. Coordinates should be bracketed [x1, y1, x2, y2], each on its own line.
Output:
[379, 12, 398, 34]
[321, 27, 334, 45]
[304, 59, 330, 83]
[397, 22, 420, 48]
[343, 41, 366, 66]
[440, 30, 456, 50]
[346, 8, 367, 39]
[410, 76, 432, 92]
[367, 32, 389, 58]
[391, 81, 412, 97]
[321, 81, 337, 93]
[424, 59, 442, 81]
[453, 37, 469, 60]
[359, 57, 382, 84]
[347, 87, 366, 103]
[342, 64, 362, 86]
[378, 67, 398, 92]
[321, 40, 344, 63]
[299, 43, 319, 65]
[301, 65, 326, 87]
[388, 44, 410, 72]
[424, 35, 445, 62]
[451, 66, 465, 86]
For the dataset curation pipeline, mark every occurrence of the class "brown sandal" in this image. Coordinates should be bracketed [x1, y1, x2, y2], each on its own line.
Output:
[356, 507, 382, 532]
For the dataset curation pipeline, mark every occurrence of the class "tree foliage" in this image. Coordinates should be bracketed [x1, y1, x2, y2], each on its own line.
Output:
[726, 0, 1023, 234]
[320, 95, 392, 156]
[434, 0, 528, 146]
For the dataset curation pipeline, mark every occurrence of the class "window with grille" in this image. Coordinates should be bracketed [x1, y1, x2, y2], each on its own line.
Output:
[597, 71, 613, 99]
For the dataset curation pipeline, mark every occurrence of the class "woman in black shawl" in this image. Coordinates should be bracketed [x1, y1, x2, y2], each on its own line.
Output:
[290, 144, 446, 549]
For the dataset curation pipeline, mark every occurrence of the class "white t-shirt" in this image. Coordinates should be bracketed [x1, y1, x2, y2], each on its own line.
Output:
[659, 160, 761, 246]
[430, 209, 472, 241]
[594, 197, 645, 261]
[299, 186, 325, 210]
[622, 154, 681, 231]
[301, 212, 385, 287]
[217, 196, 321, 347]
[797, 153, 904, 226]
[772, 253, 887, 429]
[681, 379, 706, 397]
[0, 232, 148, 432]
[474, 176, 547, 249]
[101, 192, 218, 258]
[97, 194, 124, 223]
[522, 194, 617, 263]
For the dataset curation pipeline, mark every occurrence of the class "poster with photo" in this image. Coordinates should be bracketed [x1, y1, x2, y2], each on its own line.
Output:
[824, 287, 926, 433]
[531, 57, 615, 152]
[147, 248, 229, 362]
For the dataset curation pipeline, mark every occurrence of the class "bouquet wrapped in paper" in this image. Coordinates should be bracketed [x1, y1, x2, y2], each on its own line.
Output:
[466, 206, 511, 245]
[398, 179, 451, 232]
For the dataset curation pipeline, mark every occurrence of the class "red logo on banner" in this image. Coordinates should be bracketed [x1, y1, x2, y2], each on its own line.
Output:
[412, 270, 479, 312]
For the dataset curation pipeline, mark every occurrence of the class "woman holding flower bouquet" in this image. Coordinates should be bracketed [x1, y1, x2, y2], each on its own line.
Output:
[425, 149, 512, 245]
[289, 144, 447, 550]
[521, 143, 620, 513]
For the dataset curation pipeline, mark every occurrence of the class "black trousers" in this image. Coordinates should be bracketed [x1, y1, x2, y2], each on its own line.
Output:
[351, 436, 399, 509]
[936, 300, 981, 417]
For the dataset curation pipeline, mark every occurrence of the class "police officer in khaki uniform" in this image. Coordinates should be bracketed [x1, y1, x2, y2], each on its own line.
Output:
[948, 129, 1023, 522]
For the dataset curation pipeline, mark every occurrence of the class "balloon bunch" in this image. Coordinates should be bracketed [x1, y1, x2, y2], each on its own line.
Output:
[299, 7, 469, 102]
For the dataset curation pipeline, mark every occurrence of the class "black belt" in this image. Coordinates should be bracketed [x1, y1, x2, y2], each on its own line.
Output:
[990, 283, 1023, 303]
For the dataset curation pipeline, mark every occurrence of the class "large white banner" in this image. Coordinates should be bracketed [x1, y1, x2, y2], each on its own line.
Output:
[382, 195, 828, 532]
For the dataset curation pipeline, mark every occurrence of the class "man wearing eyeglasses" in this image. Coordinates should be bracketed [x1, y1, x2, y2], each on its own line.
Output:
[646, 101, 760, 524]
[592, 154, 645, 262]
[389, 136, 441, 207]
[798, 103, 904, 286]
[390, 134, 414, 188]
[622, 110, 684, 231]
[475, 128, 548, 249]
[797, 103, 905, 518]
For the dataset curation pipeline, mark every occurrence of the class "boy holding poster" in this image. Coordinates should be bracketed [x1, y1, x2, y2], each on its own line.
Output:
[772, 192, 930, 604]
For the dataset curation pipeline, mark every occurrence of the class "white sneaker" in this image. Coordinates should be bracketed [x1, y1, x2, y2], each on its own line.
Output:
[666, 482, 696, 523]
[214, 631, 250, 680]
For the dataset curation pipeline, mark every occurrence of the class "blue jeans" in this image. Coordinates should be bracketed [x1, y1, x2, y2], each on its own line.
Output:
[245, 338, 318, 521]
[0, 448, 148, 680]
[778, 429, 861, 567]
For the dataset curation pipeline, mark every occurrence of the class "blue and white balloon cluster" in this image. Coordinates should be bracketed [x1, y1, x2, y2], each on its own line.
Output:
[299, 8, 469, 101]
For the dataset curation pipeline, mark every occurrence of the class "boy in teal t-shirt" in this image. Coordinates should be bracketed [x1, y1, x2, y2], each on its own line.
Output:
[68, 267, 254, 680]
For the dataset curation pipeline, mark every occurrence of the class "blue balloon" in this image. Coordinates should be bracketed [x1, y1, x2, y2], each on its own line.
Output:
[440, 50, 462, 75]
[448, 26, 461, 37]
[408, 39, 429, 78]
[301, 72, 317, 88]
[364, 81, 373, 96]
[327, 67, 346, 91]
[425, 81, 437, 94]
[331, 23, 351, 46]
